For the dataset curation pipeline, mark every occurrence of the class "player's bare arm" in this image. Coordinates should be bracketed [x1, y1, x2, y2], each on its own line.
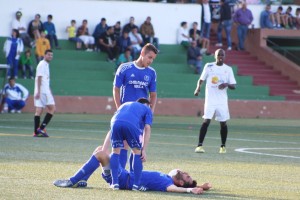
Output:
[149, 92, 157, 113]
[113, 86, 121, 109]
[35, 76, 42, 99]
[218, 83, 236, 90]
[141, 124, 151, 162]
[194, 79, 204, 96]
[166, 184, 204, 195]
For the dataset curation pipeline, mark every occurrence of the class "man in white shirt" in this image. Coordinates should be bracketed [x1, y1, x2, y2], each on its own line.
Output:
[177, 21, 191, 48]
[11, 11, 32, 48]
[33, 49, 55, 137]
[201, 0, 212, 40]
[128, 27, 143, 59]
[2, 77, 29, 113]
[194, 49, 236, 154]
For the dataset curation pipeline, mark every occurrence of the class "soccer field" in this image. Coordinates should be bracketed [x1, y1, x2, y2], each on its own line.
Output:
[0, 114, 299, 200]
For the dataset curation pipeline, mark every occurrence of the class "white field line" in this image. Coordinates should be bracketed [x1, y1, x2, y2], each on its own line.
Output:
[235, 148, 300, 159]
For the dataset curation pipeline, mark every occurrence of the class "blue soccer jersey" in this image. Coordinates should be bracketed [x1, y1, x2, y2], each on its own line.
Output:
[111, 102, 153, 131]
[110, 102, 153, 149]
[115, 169, 174, 191]
[114, 62, 157, 104]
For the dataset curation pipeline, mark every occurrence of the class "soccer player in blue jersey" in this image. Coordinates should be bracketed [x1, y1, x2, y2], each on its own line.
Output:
[109, 98, 152, 190]
[113, 42, 158, 112]
[53, 146, 212, 195]
[109, 43, 158, 170]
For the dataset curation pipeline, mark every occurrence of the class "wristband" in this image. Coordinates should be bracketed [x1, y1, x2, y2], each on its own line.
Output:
[187, 188, 192, 193]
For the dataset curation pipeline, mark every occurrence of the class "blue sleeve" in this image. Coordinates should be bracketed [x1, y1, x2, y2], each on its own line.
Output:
[145, 108, 153, 126]
[114, 66, 125, 88]
[148, 70, 157, 92]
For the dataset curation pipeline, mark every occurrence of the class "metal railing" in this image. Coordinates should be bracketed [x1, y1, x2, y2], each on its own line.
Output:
[264, 37, 300, 65]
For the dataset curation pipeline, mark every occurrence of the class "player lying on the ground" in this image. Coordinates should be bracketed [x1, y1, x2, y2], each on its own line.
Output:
[53, 146, 212, 195]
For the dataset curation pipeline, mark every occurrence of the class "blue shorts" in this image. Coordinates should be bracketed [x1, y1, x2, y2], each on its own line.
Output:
[110, 121, 142, 149]
[102, 166, 131, 190]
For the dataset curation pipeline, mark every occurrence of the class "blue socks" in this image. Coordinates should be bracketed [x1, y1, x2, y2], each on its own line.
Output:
[69, 155, 100, 184]
[133, 154, 143, 187]
[110, 153, 120, 185]
[119, 149, 128, 169]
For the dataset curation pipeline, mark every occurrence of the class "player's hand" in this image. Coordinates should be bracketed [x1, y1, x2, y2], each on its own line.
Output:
[198, 182, 212, 190]
[35, 93, 40, 100]
[218, 83, 228, 90]
[141, 149, 147, 162]
[194, 89, 200, 96]
[191, 187, 204, 195]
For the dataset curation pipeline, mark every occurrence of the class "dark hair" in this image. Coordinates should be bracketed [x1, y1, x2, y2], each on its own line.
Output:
[101, 18, 106, 21]
[9, 77, 15, 82]
[44, 49, 53, 55]
[48, 14, 53, 19]
[137, 98, 150, 105]
[71, 19, 76, 23]
[182, 180, 198, 188]
[125, 47, 131, 52]
[83, 19, 88, 23]
[143, 43, 158, 55]
[35, 14, 41, 18]
[12, 29, 20, 38]
[25, 49, 31, 54]
[181, 21, 187, 27]
[278, 6, 283, 11]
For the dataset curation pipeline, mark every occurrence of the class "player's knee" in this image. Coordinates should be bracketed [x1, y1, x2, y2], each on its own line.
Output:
[220, 121, 227, 128]
[203, 119, 211, 127]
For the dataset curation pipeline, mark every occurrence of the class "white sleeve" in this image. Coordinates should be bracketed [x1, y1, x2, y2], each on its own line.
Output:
[200, 64, 208, 81]
[228, 68, 237, 85]
[16, 83, 29, 100]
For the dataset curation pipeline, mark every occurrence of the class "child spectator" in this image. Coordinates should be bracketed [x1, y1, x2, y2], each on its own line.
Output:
[77, 19, 95, 52]
[3, 29, 24, 79]
[35, 31, 51, 63]
[43, 14, 61, 49]
[66, 20, 82, 50]
[19, 49, 34, 79]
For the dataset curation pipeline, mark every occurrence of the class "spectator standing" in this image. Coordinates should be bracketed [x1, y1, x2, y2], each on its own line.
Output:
[35, 31, 51, 63]
[201, 0, 212, 41]
[216, 0, 232, 50]
[28, 14, 44, 40]
[128, 27, 143, 59]
[2, 77, 29, 113]
[19, 49, 34, 79]
[11, 11, 32, 48]
[99, 26, 119, 62]
[187, 40, 202, 74]
[233, 2, 253, 51]
[93, 18, 108, 50]
[3, 29, 24, 79]
[43, 15, 61, 49]
[177, 21, 191, 48]
[66, 20, 82, 50]
[123, 17, 139, 33]
[140, 16, 159, 49]
[260, 4, 274, 29]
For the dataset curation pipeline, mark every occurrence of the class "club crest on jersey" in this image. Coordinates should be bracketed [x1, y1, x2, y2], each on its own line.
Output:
[144, 75, 150, 81]
[131, 74, 135, 77]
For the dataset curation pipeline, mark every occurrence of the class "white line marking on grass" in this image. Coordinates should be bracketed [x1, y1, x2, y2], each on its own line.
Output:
[235, 148, 300, 159]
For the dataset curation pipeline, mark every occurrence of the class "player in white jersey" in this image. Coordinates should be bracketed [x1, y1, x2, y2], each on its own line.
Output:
[194, 49, 236, 154]
[33, 49, 55, 137]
